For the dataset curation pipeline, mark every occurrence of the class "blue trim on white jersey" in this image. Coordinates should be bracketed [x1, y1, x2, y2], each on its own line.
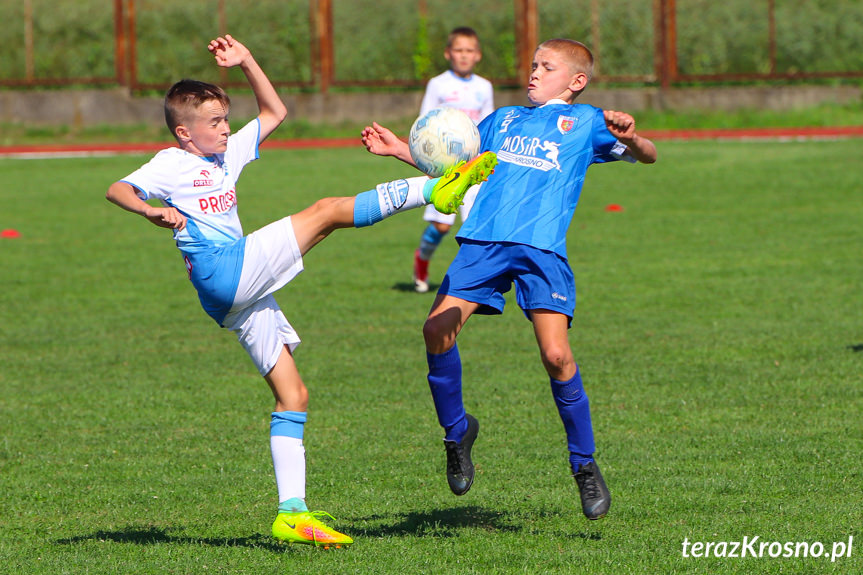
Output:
[447, 70, 474, 83]
[182, 238, 246, 325]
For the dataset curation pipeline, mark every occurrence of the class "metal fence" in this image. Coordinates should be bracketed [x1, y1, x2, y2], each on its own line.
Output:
[3, 0, 862, 91]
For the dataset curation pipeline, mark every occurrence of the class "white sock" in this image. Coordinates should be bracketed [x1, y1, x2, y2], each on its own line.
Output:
[353, 176, 431, 227]
[271, 435, 306, 503]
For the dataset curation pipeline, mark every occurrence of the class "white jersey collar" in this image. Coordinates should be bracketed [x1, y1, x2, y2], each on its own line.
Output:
[540, 98, 569, 107]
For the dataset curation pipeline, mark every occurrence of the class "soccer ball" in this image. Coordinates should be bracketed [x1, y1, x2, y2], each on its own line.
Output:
[408, 107, 480, 177]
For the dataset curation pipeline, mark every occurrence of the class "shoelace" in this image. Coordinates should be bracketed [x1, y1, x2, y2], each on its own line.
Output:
[445, 443, 466, 476]
[575, 469, 602, 499]
[304, 511, 341, 544]
[307, 510, 338, 523]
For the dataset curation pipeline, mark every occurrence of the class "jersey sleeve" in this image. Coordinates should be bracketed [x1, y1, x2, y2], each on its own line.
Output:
[225, 118, 261, 178]
[590, 107, 634, 164]
[479, 78, 495, 122]
[120, 150, 179, 202]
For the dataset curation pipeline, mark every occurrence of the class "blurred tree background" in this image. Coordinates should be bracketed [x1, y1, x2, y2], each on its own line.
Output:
[2, 0, 862, 90]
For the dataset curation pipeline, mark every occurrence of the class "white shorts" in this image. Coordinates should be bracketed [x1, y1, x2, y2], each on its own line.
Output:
[422, 184, 480, 225]
[222, 216, 304, 376]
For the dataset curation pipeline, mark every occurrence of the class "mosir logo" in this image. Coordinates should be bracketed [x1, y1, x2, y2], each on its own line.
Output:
[498, 135, 561, 172]
[199, 189, 237, 214]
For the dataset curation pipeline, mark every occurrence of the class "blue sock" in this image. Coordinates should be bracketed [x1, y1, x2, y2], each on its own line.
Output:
[418, 223, 447, 260]
[427, 344, 468, 442]
[270, 410, 306, 439]
[422, 178, 440, 202]
[549, 368, 596, 471]
[353, 190, 383, 228]
[278, 497, 308, 513]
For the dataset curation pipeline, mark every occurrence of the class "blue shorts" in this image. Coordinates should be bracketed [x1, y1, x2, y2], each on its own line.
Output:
[440, 239, 576, 321]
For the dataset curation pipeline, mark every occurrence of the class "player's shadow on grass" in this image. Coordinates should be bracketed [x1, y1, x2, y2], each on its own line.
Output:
[56, 527, 283, 552]
[353, 505, 602, 541]
[55, 508, 602, 549]
[392, 281, 440, 293]
[848, 343, 863, 352]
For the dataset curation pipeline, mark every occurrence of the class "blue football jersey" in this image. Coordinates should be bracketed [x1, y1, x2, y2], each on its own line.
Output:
[457, 102, 628, 258]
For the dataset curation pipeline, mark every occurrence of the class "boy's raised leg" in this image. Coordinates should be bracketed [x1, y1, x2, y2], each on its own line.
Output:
[291, 154, 498, 256]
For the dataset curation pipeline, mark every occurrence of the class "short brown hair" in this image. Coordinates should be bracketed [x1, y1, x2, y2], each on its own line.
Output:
[537, 39, 594, 80]
[164, 79, 230, 135]
[447, 26, 481, 50]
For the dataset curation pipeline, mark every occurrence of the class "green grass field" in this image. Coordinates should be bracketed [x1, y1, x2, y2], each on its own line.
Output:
[1, 139, 861, 574]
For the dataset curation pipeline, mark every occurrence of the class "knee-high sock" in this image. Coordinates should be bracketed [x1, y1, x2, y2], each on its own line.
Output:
[549, 368, 596, 471]
[418, 223, 447, 260]
[427, 344, 468, 442]
[270, 411, 307, 509]
[353, 176, 435, 227]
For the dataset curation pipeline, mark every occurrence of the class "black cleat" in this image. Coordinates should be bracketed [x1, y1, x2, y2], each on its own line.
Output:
[573, 460, 611, 520]
[443, 413, 479, 495]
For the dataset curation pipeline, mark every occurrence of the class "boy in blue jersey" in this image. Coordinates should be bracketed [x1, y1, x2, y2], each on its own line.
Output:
[362, 38, 657, 520]
[106, 34, 497, 547]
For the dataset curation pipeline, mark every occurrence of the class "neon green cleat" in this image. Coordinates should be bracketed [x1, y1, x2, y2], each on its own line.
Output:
[272, 510, 354, 549]
[428, 151, 497, 214]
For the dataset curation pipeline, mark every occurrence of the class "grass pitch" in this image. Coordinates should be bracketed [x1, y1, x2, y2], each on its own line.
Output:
[0, 139, 860, 574]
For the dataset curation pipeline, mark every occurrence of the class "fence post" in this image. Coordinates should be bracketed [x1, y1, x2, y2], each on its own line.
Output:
[114, 0, 126, 86]
[653, 0, 663, 86]
[591, 0, 601, 78]
[768, 0, 776, 75]
[514, 0, 538, 88]
[218, 0, 227, 85]
[314, 0, 333, 93]
[24, 0, 34, 82]
[655, 0, 677, 88]
[127, 0, 138, 90]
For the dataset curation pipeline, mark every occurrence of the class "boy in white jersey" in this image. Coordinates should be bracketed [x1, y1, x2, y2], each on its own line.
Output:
[411, 27, 494, 293]
[362, 39, 657, 521]
[106, 34, 497, 548]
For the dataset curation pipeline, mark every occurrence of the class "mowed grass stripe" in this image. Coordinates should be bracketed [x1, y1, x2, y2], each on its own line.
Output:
[0, 140, 860, 574]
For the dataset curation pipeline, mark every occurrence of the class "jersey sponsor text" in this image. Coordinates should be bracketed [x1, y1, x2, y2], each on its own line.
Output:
[198, 189, 237, 214]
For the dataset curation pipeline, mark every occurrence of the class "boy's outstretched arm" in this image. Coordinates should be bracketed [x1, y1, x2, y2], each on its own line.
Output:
[209, 34, 287, 143]
[604, 110, 657, 164]
[106, 181, 187, 231]
[361, 122, 416, 167]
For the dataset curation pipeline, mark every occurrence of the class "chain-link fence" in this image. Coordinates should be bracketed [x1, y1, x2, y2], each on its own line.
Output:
[2, 0, 861, 91]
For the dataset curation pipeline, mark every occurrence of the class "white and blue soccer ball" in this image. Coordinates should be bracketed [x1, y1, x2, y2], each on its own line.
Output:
[408, 107, 480, 178]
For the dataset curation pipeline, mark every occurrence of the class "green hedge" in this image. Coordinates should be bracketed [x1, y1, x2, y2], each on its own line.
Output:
[1, 0, 861, 88]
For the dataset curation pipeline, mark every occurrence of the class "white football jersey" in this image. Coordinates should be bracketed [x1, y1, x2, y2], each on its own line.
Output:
[420, 70, 494, 124]
[121, 119, 260, 253]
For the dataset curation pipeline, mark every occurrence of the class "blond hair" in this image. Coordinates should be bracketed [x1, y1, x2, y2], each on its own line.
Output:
[537, 39, 594, 80]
